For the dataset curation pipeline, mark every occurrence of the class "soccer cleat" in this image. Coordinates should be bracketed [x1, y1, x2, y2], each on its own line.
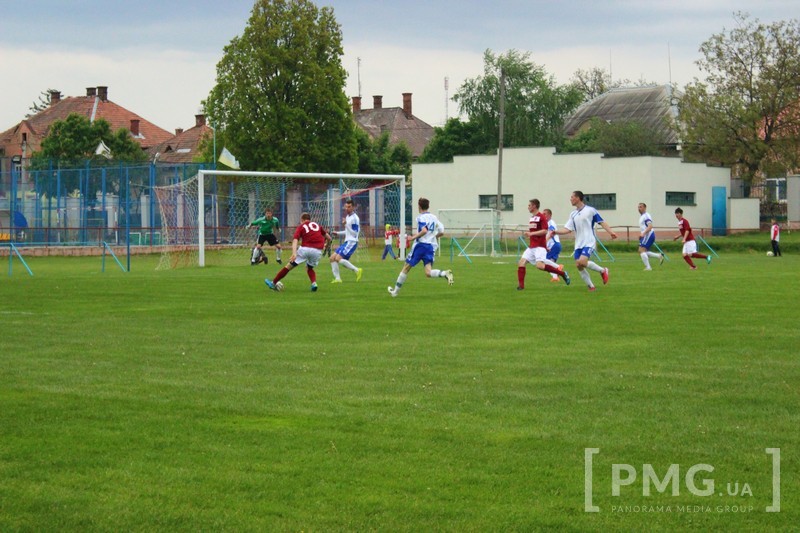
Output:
[445, 270, 454, 286]
[659, 253, 665, 266]
[690, 266, 697, 270]
[387, 286, 398, 298]
[644, 267, 652, 271]
[557, 264, 564, 271]
[563, 271, 571, 286]
[517, 286, 524, 291]
[706, 256, 712, 265]
[550, 277, 560, 283]
[588, 286, 597, 292]
[331, 278, 342, 284]
[251, 260, 257, 266]
[311, 282, 318, 292]
[601, 268, 609, 285]
[276, 258, 282, 264]
[356, 268, 363, 282]
[264, 279, 277, 291]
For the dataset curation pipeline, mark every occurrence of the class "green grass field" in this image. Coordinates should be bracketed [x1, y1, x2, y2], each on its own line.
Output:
[1, 243, 798, 531]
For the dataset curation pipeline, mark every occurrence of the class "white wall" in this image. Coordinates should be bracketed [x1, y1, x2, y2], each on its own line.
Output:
[728, 198, 760, 230]
[412, 148, 736, 232]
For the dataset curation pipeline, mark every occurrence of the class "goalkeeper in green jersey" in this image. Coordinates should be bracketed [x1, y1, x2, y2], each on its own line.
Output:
[249, 208, 283, 265]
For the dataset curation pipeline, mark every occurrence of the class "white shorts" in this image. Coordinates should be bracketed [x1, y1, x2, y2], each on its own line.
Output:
[295, 246, 323, 267]
[522, 246, 547, 264]
[682, 240, 698, 255]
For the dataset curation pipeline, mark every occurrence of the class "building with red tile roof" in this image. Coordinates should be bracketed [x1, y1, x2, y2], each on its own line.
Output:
[352, 93, 434, 159]
[148, 114, 213, 164]
[0, 86, 173, 171]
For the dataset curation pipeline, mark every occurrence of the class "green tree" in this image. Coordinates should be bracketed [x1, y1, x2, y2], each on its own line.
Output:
[560, 117, 663, 157]
[29, 113, 146, 196]
[570, 68, 657, 102]
[203, 0, 356, 173]
[27, 88, 59, 117]
[454, 49, 583, 149]
[34, 113, 145, 165]
[355, 129, 412, 176]
[418, 118, 490, 163]
[678, 12, 800, 181]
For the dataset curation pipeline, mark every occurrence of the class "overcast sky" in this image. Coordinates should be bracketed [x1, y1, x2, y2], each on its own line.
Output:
[1, 1, 797, 133]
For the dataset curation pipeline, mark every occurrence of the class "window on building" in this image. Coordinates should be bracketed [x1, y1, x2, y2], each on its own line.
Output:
[584, 193, 616, 210]
[479, 194, 514, 211]
[665, 191, 696, 206]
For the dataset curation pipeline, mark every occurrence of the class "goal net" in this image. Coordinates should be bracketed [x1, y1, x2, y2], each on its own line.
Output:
[437, 209, 504, 257]
[153, 170, 406, 269]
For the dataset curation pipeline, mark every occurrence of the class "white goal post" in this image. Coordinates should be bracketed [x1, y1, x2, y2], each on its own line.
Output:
[191, 170, 406, 267]
[438, 208, 503, 257]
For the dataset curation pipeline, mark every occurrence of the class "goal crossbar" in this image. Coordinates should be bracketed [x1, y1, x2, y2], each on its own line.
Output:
[197, 170, 406, 267]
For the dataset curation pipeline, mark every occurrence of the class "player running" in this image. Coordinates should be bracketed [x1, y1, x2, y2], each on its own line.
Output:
[517, 199, 570, 290]
[543, 208, 563, 283]
[330, 199, 363, 283]
[249, 208, 282, 265]
[552, 190, 618, 291]
[637, 203, 664, 270]
[265, 212, 331, 292]
[387, 198, 453, 297]
[673, 208, 711, 270]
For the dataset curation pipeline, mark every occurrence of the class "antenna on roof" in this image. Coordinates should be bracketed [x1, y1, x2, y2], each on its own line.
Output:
[667, 42, 673, 87]
[444, 76, 449, 123]
[357, 57, 362, 98]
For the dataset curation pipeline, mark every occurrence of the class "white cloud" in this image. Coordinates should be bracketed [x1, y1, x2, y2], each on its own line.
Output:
[0, 46, 220, 131]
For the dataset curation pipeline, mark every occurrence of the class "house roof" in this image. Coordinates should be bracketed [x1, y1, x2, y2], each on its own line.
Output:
[0, 87, 173, 155]
[563, 85, 680, 145]
[353, 95, 434, 158]
[148, 116, 213, 164]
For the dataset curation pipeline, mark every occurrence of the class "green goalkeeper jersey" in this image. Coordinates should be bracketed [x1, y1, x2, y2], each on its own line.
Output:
[251, 216, 280, 235]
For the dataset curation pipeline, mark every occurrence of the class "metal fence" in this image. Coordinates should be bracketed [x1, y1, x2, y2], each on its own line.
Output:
[0, 160, 209, 246]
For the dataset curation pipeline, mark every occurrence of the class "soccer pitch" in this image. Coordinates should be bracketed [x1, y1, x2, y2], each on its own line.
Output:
[1, 250, 797, 530]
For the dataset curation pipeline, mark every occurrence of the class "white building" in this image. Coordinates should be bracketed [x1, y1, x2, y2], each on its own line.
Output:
[412, 147, 759, 235]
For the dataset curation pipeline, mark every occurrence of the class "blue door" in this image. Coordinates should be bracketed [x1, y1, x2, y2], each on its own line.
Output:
[712, 186, 727, 236]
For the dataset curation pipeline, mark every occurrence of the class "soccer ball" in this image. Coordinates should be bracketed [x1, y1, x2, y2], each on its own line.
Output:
[766, 251, 774, 257]
[275, 281, 285, 291]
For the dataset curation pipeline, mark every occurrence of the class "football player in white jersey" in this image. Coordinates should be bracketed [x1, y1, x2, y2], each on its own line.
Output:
[552, 190, 618, 291]
[637, 203, 664, 270]
[330, 199, 363, 283]
[544, 208, 562, 282]
[388, 198, 453, 297]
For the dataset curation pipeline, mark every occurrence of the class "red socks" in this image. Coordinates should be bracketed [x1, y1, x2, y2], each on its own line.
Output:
[517, 266, 526, 288]
[273, 267, 289, 283]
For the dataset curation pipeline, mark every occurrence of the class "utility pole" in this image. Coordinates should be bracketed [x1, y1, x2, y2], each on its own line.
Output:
[496, 68, 506, 215]
[357, 57, 362, 98]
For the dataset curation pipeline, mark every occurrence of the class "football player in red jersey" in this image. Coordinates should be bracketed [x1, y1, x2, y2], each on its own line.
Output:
[265, 213, 332, 292]
[673, 208, 711, 270]
[517, 199, 570, 290]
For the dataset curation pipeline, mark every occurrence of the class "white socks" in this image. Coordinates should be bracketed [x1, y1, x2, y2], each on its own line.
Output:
[587, 261, 604, 273]
[579, 269, 593, 287]
[340, 259, 358, 272]
[641, 252, 651, 269]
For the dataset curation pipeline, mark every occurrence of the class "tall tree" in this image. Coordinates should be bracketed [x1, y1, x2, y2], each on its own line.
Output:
[30, 113, 146, 195]
[560, 117, 663, 157]
[418, 118, 490, 163]
[455, 49, 583, 150]
[203, 0, 356, 173]
[34, 114, 145, 164]
[678, 12, 800, 181]
[27, 88, 59, 117]
[355, 129, 412, 177]
[570, 67, 658, 102]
